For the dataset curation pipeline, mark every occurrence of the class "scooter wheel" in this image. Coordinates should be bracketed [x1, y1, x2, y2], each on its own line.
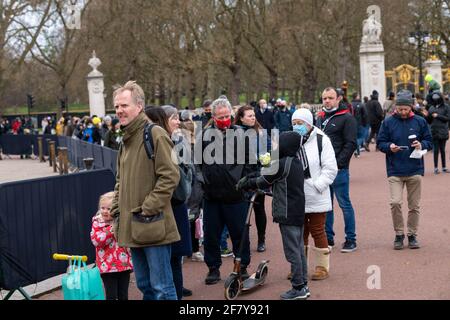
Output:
[256, 264, 268, 285]
[224, 274, 241, 300]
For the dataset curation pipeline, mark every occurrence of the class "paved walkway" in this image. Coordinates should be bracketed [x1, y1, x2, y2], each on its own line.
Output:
[3, 144, 450, 300]
[0, 156, 58, 184]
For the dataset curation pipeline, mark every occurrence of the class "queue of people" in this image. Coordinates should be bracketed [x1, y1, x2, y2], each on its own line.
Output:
[3, 78, 448, 300]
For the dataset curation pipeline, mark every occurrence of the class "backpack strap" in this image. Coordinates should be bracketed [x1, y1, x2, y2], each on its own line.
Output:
[143, 123, 156, 160]
[317, 133, 323, 167]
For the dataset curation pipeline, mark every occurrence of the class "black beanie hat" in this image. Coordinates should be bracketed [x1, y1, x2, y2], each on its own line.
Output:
[395, 90, 414, 106]
[111, 118, 120, 127]
[371, 90, 379, 99]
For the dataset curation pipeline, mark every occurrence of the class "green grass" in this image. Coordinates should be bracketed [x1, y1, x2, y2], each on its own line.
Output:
[1, 103, 90, 115]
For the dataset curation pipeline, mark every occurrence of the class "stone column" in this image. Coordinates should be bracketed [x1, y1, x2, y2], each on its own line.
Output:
[359, 5, 386, 105]
[86, 51, 106, 117]
[425, 59, 443, 89]
[360, 44, 387, 105]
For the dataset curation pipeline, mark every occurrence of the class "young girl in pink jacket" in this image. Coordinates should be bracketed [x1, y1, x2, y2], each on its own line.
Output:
[91, 191, 133, 300]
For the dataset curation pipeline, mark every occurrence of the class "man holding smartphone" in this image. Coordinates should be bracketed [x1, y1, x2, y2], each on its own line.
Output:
[377, 90, 433, 250]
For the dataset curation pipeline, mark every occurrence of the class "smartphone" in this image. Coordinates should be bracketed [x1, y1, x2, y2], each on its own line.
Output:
[398, 146, 409, 150]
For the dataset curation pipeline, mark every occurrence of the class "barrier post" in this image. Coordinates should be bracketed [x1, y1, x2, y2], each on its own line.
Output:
[58, 147, 64, 175]
[49, 141, 57, 173]
[60, 147, 69, 174]
[83, 157, 94, 170]
[46, 139, 52, 166]
[38, 137, 45, 162]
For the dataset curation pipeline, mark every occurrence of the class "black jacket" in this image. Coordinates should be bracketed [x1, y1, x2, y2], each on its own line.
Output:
[245, 131, 305, 226]
[352, 99, 368, 127]
[426, 94, 450, 140]
[104, 129, 121, 150]
[197, 124, 257, 203]
[255, 157, 305, 226]
[316, 106, 357, 169]
[366, 98, 384, 126]
[255, 107, 275, 132]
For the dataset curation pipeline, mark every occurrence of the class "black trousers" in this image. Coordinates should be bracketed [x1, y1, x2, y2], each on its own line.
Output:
[366, 123, 381, 144]
[171, 255, 184, 300]
[433, 139, 447, 169]
[101, 270, 131, 300]
[190, 219, 200, 253]
[253, 193, 267, 244]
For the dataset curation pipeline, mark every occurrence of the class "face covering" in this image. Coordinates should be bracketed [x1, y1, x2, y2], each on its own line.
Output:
[432, 94, 441, 104]
[293, 124, 309, 136]
[324, 107, 338, 113]
[204, 112, 212, 119]
[215, 118, 231, 130]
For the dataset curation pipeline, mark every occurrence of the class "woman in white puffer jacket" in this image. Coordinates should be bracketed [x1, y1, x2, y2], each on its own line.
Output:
[292, 108, 338, 281]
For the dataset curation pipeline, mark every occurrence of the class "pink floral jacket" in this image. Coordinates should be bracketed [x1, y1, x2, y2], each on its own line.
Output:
[90, 215, 133, 274]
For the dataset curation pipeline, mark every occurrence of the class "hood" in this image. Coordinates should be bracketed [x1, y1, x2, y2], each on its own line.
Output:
[278, 131, 302, 158]
[429, 80, 441, 91]
[430, 90, 444, 106]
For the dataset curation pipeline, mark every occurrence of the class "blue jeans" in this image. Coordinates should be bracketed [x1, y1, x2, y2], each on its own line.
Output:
[325, 169, 356, 242]
[130, 245, 177, 300]
[362, 125, 370, 145]
[356, 125, 365, 155]
[220, 226, 229, 250]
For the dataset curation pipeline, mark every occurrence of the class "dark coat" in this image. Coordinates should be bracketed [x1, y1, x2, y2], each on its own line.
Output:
[352, 99, 368, 127]
[377, 112, 433, 177]
[170, 202, 192, 257]
[316, 106, 357, 170]
[104, 129, 120, 150]
[427, 100, 450, 140]
[246, 132, 305, 226]
[366, 98, 384, 125]
[274, 109, 292, 132]
[197, 124, 257, 204]
[255, 107, 275, 131]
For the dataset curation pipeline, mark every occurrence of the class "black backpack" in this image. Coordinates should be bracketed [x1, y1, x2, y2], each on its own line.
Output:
[143, 123, 193, 203]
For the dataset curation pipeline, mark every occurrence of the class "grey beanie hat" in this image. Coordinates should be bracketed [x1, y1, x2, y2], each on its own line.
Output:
[395, 90, 414, 106]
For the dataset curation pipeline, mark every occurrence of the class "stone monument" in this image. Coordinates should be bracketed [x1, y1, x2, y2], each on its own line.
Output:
[360, 5, 386, 105]
[425, 59, 443, 91]
[87, 51, 106, 117]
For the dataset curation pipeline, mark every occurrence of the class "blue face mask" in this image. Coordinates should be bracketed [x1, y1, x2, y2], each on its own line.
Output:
[293, 124, 309, 136]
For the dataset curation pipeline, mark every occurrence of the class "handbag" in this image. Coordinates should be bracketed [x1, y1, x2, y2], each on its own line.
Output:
[62, 257, 105, 300]
[131, 210, 166, 245]
[195, 210, 203, 240]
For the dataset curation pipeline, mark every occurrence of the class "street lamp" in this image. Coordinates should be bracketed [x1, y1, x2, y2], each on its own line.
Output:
[408, 24, 430, 95]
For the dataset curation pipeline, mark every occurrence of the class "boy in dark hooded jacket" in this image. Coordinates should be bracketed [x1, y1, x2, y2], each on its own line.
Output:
[237, 131, 309, 300]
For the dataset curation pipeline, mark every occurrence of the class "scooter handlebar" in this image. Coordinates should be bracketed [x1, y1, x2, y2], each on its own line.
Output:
[53, 253, 88, 262]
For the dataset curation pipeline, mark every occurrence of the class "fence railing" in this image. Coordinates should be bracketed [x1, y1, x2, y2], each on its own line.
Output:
[0, 135, 118, 175]
[0, 169, 115, 291]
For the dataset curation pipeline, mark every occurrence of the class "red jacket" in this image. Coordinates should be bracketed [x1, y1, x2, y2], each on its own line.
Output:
[90, 215, 133, 274]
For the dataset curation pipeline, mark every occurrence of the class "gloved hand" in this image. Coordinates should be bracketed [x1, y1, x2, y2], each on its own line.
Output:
[236, 176, 257, 191]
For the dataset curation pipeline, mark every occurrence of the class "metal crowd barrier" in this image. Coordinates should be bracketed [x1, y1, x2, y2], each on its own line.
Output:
[0, 135, 118, 175]
[0, 169, 115, 298]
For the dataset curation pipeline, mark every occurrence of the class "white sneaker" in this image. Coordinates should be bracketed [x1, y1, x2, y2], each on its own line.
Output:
[191, 251, 204, 262]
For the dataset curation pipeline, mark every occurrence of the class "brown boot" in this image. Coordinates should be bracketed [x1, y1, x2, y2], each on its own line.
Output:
[311, 246, 330, 281]
[312, 266, 329, 280]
